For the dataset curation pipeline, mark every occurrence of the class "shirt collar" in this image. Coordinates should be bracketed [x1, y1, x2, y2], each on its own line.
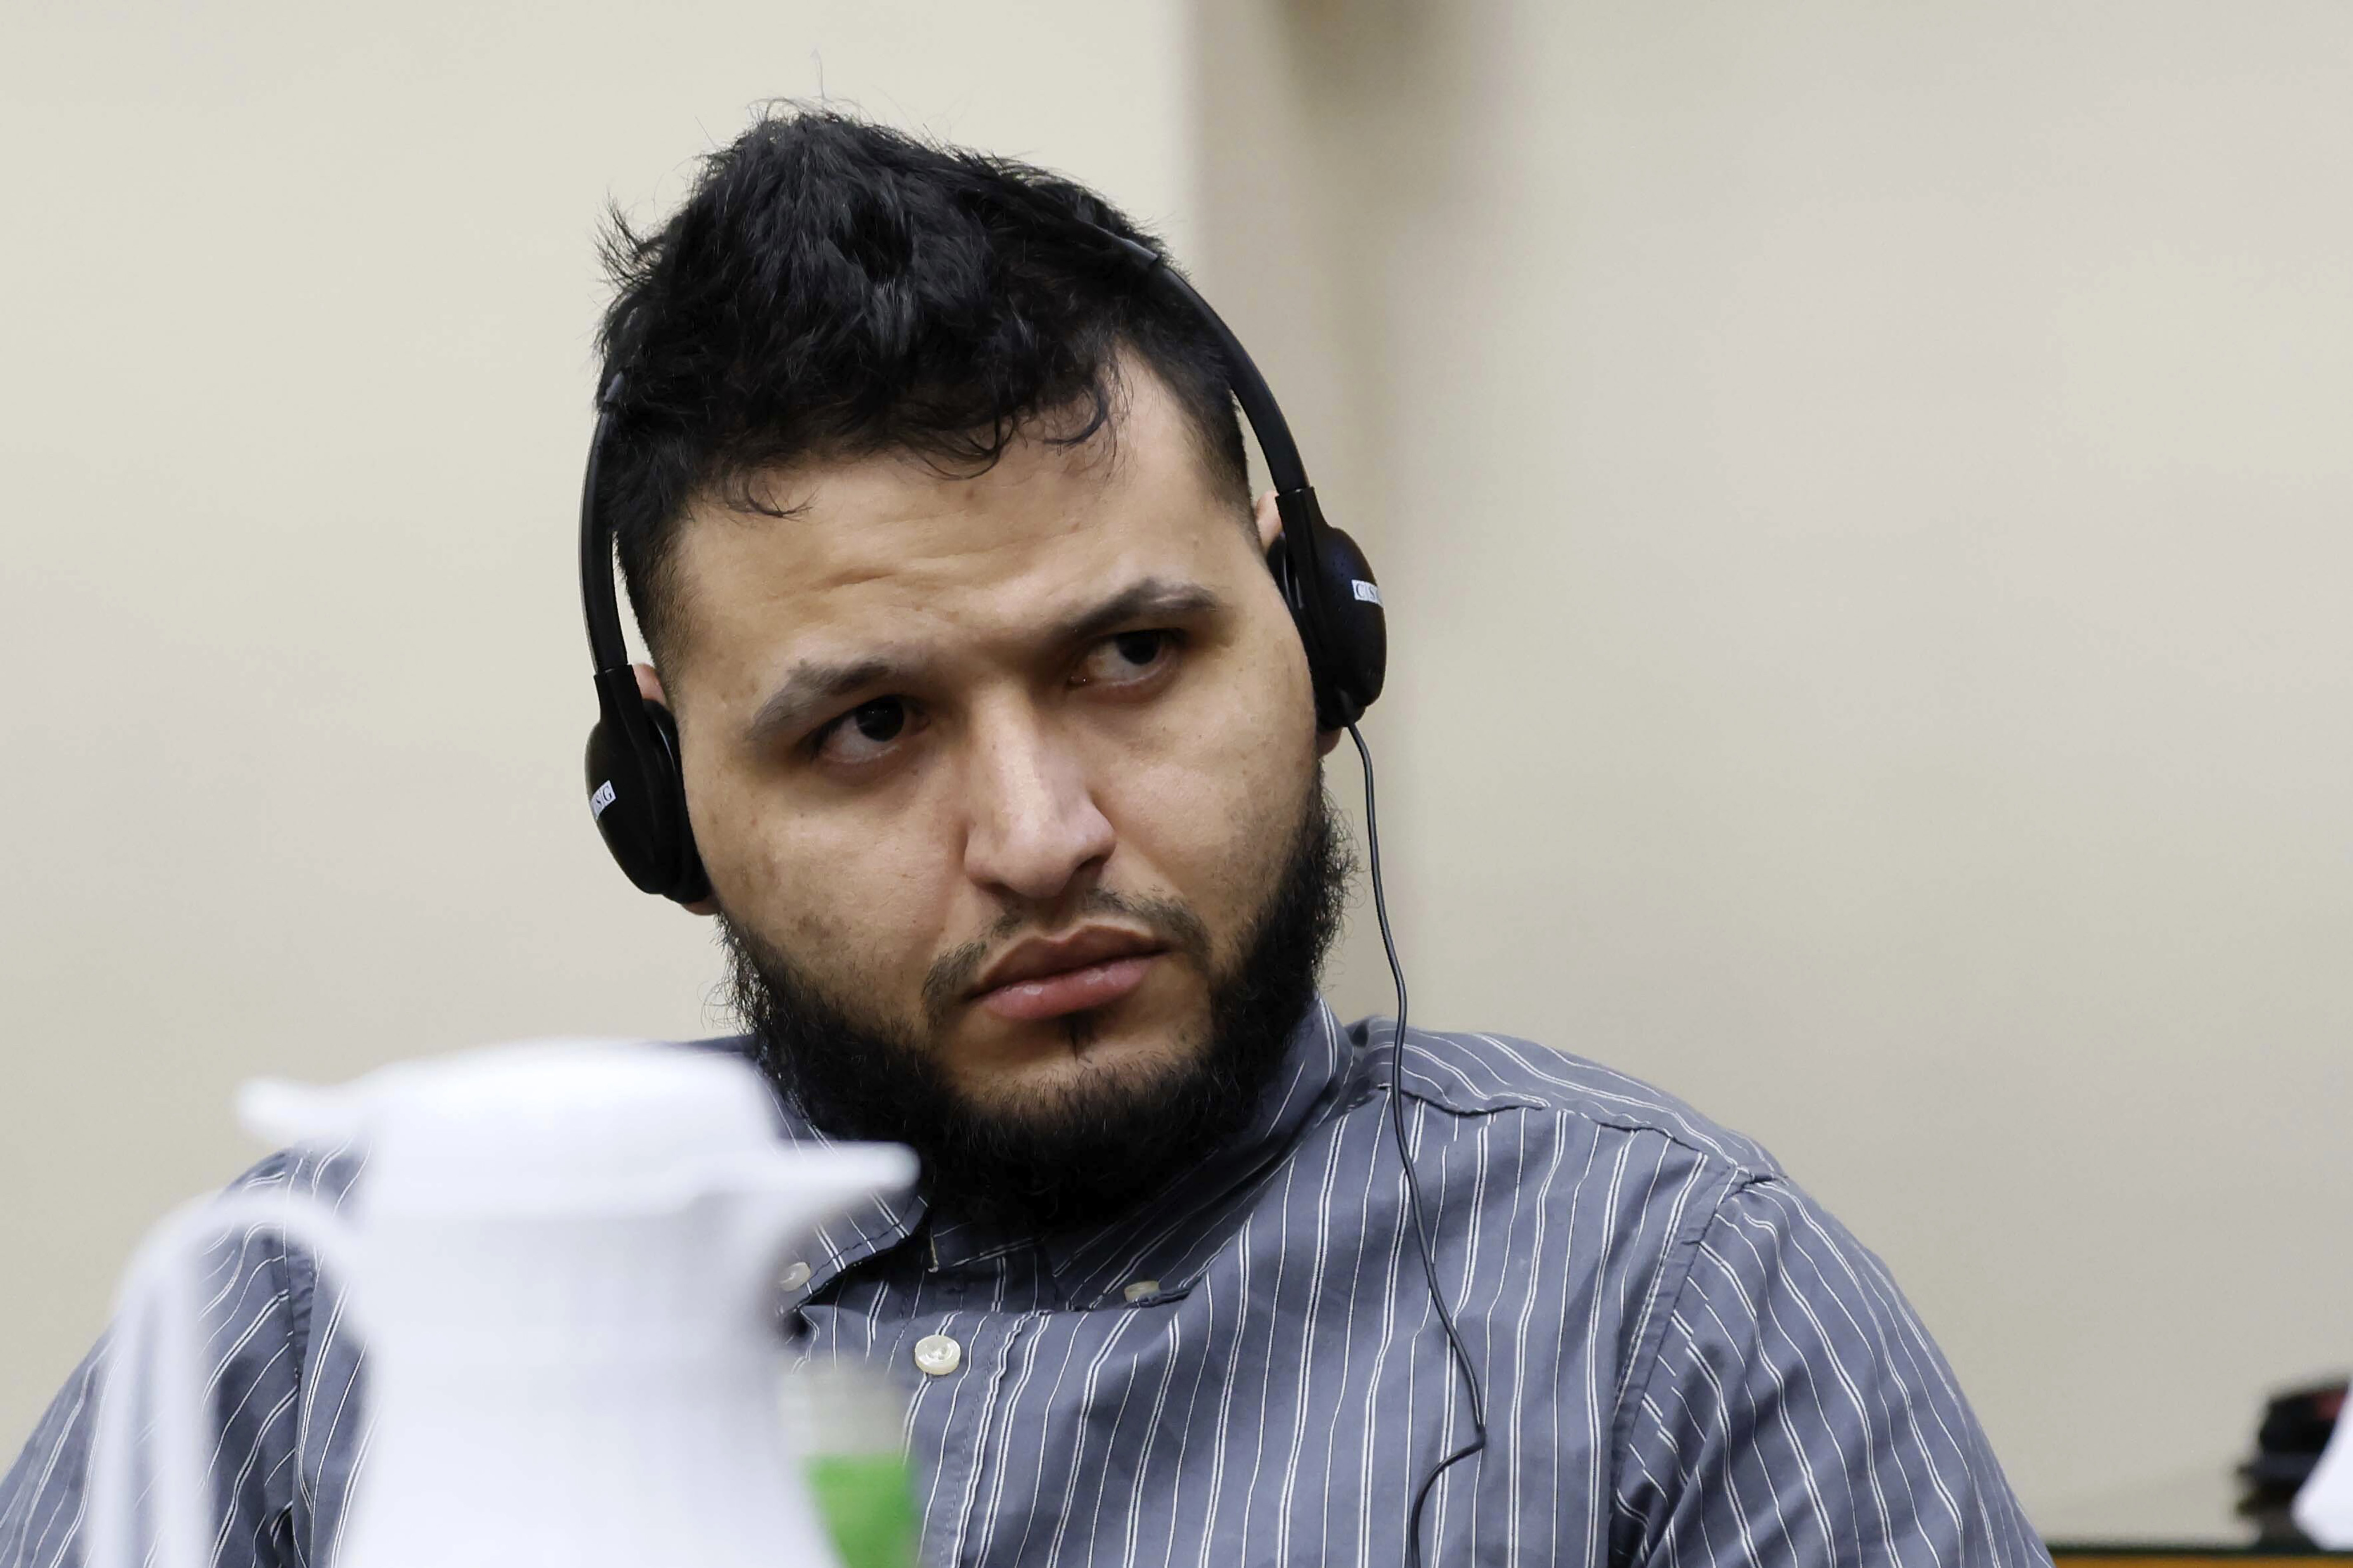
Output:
[770, 1111, 934, 1291]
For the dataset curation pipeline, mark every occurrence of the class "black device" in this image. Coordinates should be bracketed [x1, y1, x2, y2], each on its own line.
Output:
[577, 373, 711, 905]
[576, 235, 1481, 1565]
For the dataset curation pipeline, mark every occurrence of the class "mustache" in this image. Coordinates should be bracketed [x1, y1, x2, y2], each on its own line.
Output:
[917, 889, 1215, 1031]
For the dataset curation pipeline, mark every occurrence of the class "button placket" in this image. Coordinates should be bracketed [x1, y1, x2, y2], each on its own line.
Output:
[902, 1312, 1038, 1568]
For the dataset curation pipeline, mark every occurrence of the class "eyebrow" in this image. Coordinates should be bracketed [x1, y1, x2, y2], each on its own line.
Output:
[739, 653, 914, 752]
[738, 575, 1230, 752]
[1046, 576, 1227, 649]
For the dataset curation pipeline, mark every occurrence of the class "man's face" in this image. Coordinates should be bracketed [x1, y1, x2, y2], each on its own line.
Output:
[658, 359, 1326, 1158]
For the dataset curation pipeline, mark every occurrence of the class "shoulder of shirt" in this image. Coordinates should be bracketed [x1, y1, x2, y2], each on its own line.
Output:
[227, 1142, 369, 1205]
[1336, 1014, 1787, 1180]
[204, 1142, 370, 1362]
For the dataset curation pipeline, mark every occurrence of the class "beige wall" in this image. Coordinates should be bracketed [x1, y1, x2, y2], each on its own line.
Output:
[0, 0, 1192, 1443]
[9, 0, 2353, 1544]
[1200, 0, 2353, 1540]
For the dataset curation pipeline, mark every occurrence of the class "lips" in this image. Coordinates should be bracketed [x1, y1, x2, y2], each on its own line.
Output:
[970, 927, 1168, 1024]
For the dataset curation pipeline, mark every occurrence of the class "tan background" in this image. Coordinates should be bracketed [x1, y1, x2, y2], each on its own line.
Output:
[6, 0, 2353, 1543]
[0, 0, 1194, 1460]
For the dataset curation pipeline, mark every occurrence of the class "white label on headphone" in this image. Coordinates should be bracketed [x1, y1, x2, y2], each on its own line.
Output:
[589, 780, 618, 820]
[1351, 579, 1384, 606]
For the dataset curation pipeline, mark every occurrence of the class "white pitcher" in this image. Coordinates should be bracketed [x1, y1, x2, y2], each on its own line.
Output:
[85, 1038, 916, 1568]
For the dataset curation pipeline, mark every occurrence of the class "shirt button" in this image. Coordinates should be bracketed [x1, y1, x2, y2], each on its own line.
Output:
[779, 1260, 812, 1291]
[1122, 1279, 1161, 1303]
[913, 1334, 962, 1376]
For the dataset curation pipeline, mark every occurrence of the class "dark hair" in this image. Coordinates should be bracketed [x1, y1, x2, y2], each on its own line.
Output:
[594, 106, 1251, 664]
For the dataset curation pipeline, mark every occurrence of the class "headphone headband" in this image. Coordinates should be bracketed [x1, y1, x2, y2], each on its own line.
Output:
[579, 389, 633, 681]
[1091, 233, 1309, 492]
[579, 231, 1385, 903]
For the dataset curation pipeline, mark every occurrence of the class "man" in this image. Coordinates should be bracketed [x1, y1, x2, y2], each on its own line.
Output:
[2, 109, 2048, 1568]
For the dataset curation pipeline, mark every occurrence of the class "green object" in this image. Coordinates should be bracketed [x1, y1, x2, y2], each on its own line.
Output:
[806, 1452, 922, 1568]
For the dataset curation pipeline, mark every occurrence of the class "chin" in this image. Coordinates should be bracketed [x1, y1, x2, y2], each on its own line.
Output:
[945, 992, 1204, 1109]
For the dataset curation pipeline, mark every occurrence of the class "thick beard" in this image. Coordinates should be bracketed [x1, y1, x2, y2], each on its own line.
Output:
[720, 785, 1354, 1234]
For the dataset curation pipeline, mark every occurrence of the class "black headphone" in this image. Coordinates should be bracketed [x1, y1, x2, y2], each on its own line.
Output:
[579, 232, 1387, 905]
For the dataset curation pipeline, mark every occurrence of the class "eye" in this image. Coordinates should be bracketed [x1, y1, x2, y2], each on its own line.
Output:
[812, 696, 920, 766]
[1073, 629, 1180, 688]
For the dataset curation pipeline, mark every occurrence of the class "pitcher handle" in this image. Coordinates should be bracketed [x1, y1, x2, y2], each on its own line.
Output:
[85, 1187, 364, 1568]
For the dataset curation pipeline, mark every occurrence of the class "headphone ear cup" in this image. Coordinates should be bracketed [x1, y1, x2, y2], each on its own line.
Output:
[583, 698, 710, 905]
[1267, 524, 1387, 730]
[1313, 523, 1386, 724]
[641, 701, 712, 905]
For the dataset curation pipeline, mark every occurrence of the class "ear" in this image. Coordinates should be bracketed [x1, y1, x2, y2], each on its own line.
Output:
[630, 662, 720, 918]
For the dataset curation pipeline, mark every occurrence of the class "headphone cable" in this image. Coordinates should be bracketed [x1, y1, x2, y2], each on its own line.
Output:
[1345, 722, 1487, 1568]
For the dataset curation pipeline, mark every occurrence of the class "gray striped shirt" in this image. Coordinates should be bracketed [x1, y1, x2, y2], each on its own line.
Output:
[2, 1003, 2048, 1568]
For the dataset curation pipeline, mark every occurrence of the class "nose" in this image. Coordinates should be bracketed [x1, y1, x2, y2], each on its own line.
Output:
[961, 703, 1116, 905]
